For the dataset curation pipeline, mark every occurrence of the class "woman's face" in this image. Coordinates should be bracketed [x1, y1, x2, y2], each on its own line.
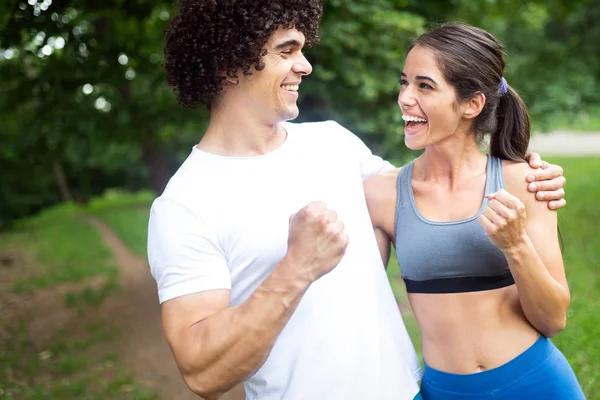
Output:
[398, 45, 471, 150]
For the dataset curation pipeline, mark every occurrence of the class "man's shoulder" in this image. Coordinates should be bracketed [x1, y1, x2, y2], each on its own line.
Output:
[283, 120, 359, 148]
[283, 119, 352, 135]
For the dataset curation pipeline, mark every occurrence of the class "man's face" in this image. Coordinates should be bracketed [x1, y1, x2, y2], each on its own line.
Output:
[237, 27, 313, 123]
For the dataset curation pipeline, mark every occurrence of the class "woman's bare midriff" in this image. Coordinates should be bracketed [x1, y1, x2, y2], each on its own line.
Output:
[409, 284, 540, 374]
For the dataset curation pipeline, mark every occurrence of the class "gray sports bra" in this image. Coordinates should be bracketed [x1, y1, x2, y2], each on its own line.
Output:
[394, 155, 514, 294]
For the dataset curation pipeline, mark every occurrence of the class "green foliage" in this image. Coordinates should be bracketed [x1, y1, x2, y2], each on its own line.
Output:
[0, 0, 201, 227]
[301, 0, 427, 156]
[1, 0, 600, 226]
[450, 0, 600, 132]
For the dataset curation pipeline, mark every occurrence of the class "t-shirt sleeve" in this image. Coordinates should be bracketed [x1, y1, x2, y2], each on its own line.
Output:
[328, 121, 396, 179]
[147, 197, 231, 304]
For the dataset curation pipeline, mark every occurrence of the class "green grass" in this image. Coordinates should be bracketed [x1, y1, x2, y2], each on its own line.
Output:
[4, 189, 153, 292]
[0, 323, 156, 400]
[547, 156, 600, 397]
[386, 156, 600, 398]
[9, 219, 118, 293]
[94, 208, 150, 258]
[0, 193, 158, 399]
[11, 189, 154, 231]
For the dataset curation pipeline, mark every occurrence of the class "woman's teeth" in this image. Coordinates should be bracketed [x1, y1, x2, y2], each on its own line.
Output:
[282, 85, 299, 91]
[402, 115, 428, 123]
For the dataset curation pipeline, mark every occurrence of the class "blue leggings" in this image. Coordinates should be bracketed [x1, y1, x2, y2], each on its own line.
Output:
[420, 336, 585, 399]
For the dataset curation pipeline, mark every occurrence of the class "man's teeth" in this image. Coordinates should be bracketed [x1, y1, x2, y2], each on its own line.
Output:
[282, 85, 299, 91]
[402, 115, 428, 123]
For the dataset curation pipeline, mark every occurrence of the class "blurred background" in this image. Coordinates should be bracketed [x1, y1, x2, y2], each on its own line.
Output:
[0, 0, 598, 399]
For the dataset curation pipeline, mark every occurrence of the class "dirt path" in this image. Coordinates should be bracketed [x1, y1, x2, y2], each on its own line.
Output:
[85, 217, 246, 400]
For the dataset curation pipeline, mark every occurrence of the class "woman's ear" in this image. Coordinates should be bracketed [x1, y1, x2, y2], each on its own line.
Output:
[463, 92, 486, 120]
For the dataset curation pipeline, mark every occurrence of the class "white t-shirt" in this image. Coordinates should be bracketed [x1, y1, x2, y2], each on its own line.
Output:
[147, 120, 421, 400]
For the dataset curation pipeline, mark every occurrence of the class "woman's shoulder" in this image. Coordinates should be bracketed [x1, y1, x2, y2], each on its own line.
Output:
[364, 168, 401, 206]
[364, 167, 402, 190]
[500, 159, 537, 202]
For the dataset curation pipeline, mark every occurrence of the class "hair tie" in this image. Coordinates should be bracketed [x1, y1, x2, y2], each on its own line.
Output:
[499, 77, 508, 96]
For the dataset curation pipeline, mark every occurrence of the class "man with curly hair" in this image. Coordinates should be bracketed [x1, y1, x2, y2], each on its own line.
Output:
[147, 1, 567, 399]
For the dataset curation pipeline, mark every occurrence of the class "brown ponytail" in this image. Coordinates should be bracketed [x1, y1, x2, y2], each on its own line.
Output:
[490, 86, 530, 161]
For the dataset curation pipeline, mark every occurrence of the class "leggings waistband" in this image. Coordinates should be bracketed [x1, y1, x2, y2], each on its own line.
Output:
[423, 335, 553, 394]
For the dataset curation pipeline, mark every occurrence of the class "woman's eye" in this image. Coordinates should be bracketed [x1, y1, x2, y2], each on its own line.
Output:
[399, 79, 408, 85]
[420, 83, 433, 90]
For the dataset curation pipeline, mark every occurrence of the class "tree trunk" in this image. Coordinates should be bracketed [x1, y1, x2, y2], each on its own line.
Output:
[140, 134, 169, 195]
[52, 159, 73, 202]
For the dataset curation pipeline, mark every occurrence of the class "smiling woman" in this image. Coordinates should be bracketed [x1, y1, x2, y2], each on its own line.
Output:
[364, 23, 584, 400]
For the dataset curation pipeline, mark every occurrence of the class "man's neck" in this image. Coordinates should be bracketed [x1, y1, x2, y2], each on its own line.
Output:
[198, 106, 288, 157]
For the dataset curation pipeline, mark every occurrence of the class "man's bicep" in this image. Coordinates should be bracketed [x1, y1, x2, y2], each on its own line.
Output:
[161, 289, 231, 350]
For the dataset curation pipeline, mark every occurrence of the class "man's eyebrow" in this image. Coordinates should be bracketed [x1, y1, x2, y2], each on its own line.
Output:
[274, 40, 302, 50]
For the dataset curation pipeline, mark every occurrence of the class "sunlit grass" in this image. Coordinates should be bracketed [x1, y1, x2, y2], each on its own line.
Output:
[94, 208, 150, 258]
[8, 220, 117, 293]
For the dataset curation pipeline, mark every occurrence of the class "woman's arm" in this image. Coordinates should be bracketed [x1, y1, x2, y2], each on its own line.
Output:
[479, 163, 570, 337]
[363, 170, 399, 266]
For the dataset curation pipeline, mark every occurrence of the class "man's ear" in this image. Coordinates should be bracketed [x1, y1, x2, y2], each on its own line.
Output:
[463, 92, 485, 120]
[221, 70, 239, 86]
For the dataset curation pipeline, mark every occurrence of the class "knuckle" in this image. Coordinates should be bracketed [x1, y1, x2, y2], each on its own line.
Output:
[340, 233, 350, 247]
[314, 201, 327, 211]
[301, 205, 313, 219]
[536, 191, 545, 200]
[326, 209, 338, 222]
[319, 215, 329, 228]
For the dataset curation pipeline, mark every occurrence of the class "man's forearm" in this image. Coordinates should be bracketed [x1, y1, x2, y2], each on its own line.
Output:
[178, 258, 310, 398]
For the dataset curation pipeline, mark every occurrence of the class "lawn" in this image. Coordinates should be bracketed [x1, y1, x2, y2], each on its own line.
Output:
[8, 217, 118, 294]
[544, 156, 600, 396]
[0, 206, 157, 399]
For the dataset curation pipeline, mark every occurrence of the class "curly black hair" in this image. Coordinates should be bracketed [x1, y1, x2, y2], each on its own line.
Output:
[164, 0, 322, 108]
